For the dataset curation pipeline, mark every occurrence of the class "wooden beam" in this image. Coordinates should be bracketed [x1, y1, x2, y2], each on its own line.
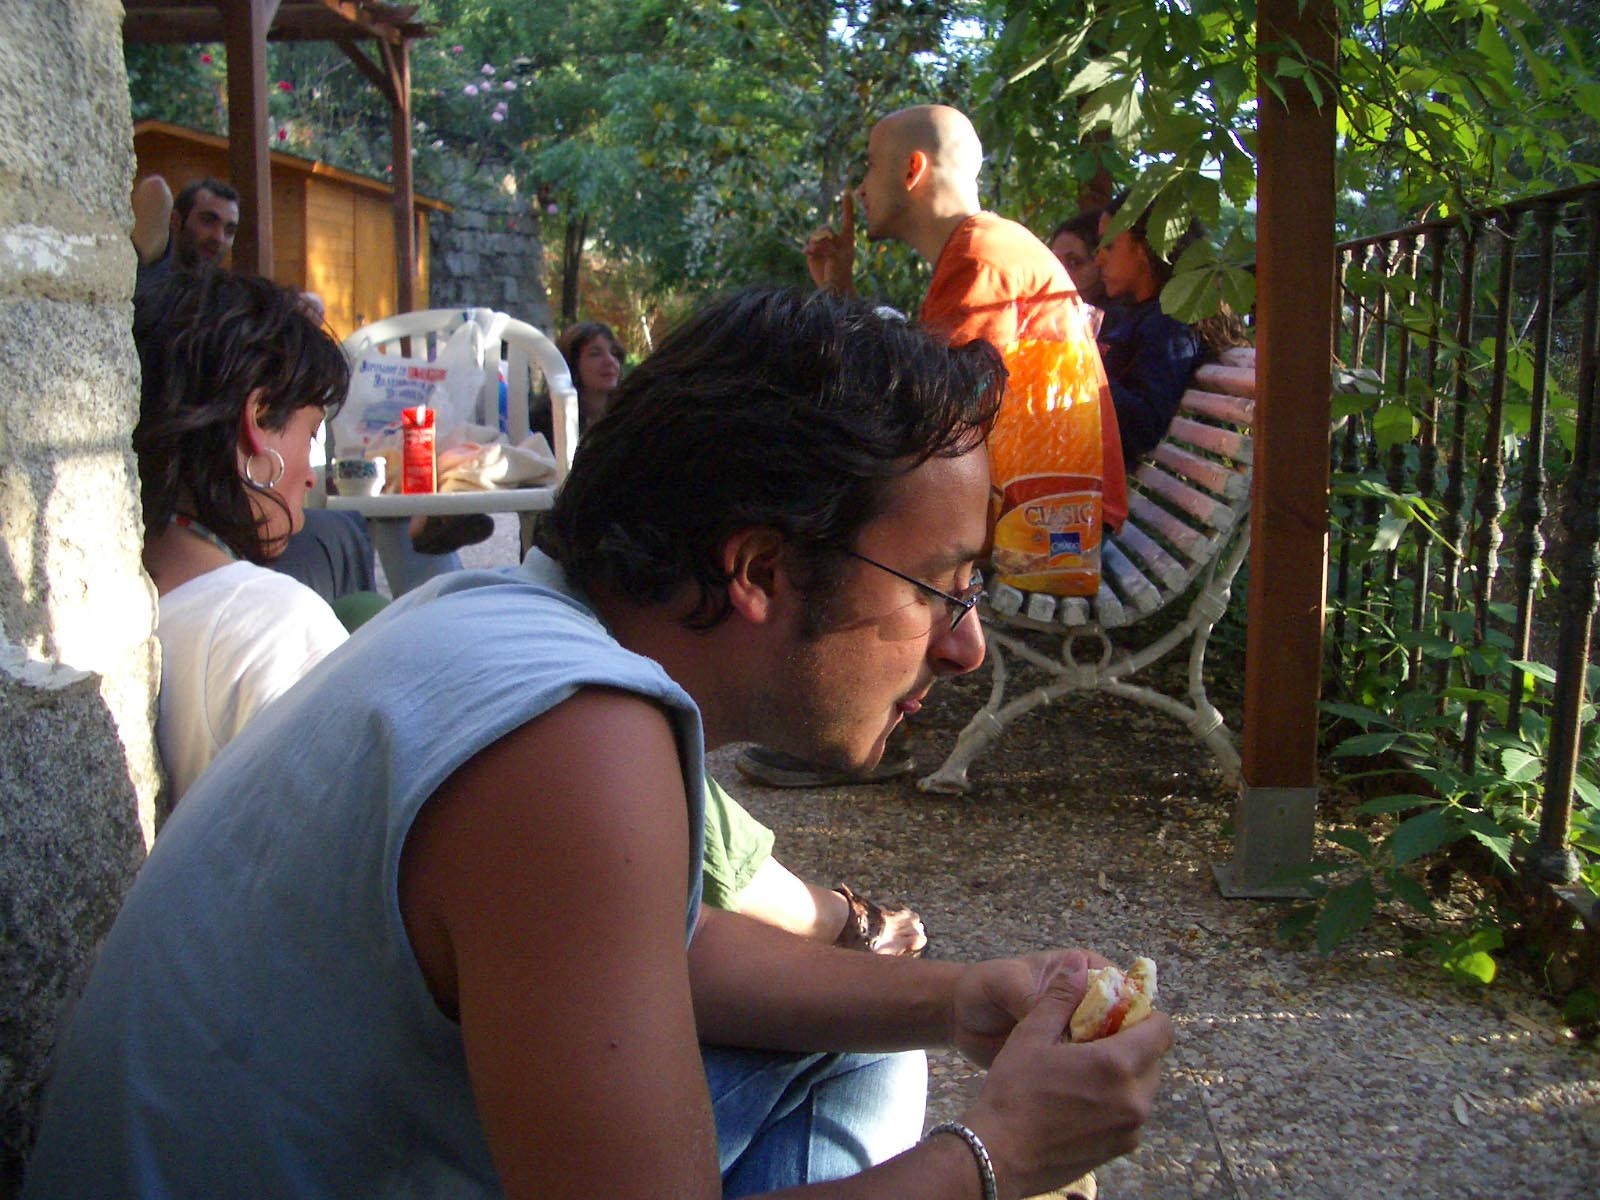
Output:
[123, 2, 431, 45]
[381, 36, 418, 314]
[221, 0, 275, 275]
[1216, 0, 1339, 896]
[337, 38, 396, 104]
[1243, 0, 1339, 787]
[309, 0, 401, 43]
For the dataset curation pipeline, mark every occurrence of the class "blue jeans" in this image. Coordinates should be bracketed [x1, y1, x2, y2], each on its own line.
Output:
[703, 1045, 927, 1197]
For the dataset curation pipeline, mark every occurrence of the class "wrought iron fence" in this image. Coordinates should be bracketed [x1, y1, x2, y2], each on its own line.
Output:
[1325, 181, 1600, 906]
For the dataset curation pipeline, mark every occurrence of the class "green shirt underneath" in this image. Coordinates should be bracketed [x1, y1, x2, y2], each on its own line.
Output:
[699, 774, 775, 910]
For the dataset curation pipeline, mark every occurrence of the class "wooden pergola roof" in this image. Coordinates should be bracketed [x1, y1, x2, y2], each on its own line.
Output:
[123, 0, 430, 44]
[122, 1, 435, 311]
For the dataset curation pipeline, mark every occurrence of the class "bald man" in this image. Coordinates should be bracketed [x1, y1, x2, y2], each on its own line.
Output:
[805, 104, 1126, 526]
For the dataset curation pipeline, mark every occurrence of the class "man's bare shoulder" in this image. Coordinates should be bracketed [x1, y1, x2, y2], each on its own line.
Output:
[401, 685, 696, 1013]
[417, 685, 690, 856]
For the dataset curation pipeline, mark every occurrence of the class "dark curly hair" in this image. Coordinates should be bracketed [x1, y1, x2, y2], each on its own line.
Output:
[132, 269, 348, 563]
[536, 286, 1005, 630]
[1048, 207, 1103, 249]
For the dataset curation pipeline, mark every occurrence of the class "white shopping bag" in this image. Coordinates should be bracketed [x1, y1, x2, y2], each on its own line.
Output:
[330, 321, 488, 458]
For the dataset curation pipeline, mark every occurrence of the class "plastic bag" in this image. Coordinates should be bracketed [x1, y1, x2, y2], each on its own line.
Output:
[330, 321, 488, 459]
[986, 331, 1107, 597]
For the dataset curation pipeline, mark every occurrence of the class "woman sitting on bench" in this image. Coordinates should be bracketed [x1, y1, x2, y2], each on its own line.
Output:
[1095, 193, 1247, 464]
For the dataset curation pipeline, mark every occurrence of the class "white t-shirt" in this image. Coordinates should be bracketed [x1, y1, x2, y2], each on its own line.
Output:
[156, 560, 348, 801]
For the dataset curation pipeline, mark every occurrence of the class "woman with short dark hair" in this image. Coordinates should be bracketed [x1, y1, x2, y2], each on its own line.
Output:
[133, 269, 352, 803]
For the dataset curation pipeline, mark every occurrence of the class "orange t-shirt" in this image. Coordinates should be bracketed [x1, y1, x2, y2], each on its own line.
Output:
[919, 213, 1128, 532]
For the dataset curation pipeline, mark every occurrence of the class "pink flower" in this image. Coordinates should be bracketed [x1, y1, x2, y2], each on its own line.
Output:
[502, 81, 516, 92]
[481, 64, 496, 76]
[452, 44, 464, 54]
[546, 202, 558, 215]
[491, 112, 505, 122]
[200, 53, 213, 65]
[464, 84, 479, 96]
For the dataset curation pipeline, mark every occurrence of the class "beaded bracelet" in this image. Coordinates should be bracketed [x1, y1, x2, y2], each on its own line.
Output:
[924, 1120, 998, 1200]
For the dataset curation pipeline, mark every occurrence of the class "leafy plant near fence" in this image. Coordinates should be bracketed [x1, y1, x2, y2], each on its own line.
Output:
[1269, 250, 1600, 1018]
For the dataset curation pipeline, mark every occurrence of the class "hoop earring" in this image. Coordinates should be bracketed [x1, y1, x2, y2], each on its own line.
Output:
[244, 447, 286, 490]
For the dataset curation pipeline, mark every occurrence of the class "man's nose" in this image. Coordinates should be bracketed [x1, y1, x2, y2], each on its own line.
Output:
[931, 611, 985, 677]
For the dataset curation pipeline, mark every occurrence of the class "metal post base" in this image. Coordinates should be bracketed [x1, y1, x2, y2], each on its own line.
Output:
[1213, 783, 1319, 898]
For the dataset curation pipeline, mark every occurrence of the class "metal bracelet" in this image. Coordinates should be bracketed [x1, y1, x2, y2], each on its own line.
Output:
[924, 1120, 998, 1200]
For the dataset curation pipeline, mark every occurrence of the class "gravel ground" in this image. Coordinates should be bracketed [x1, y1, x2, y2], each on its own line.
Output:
[440, 515, 1600, 1198]
[712, 672, 1600, 1200]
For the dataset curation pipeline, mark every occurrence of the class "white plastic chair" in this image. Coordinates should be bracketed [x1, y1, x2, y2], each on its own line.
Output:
[323, 308, 578, 578]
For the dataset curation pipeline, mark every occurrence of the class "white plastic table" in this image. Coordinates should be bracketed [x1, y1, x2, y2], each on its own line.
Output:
[319, 487, 555, 556]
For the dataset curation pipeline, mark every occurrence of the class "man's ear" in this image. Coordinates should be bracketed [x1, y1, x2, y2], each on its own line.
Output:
[721, 527, 787, 625]
[904, 149, 930, 190]
[236, 388, 271, 457]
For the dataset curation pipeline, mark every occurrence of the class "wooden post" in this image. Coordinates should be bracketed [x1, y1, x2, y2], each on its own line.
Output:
[1215, 0, 1338, 896]
[383, 36, 418, 315]
[343, 30, 419, 317]
[220, 0, 278, 275]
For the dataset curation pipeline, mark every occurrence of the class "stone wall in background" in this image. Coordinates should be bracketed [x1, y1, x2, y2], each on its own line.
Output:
[0, 1, 163, 1194]
[428, 197, 554, 333]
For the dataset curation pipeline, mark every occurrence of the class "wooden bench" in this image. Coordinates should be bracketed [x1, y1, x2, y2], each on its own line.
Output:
[920, 346, 1258, 793]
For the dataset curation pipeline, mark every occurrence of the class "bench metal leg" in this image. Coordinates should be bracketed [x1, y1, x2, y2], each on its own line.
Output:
[922, 528, 1253, 794]
[919, 633, 1014, 793]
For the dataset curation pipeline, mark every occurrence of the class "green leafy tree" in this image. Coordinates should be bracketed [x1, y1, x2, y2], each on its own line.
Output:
[979, 0, 1600, 321]
[126, 1, 994, 319]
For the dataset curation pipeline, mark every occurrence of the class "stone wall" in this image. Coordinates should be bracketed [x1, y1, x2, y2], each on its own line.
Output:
[428, 196, 555, 333]
[0, 1, 163, 1194]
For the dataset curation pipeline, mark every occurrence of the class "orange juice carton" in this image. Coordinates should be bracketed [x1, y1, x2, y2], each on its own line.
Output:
[986, 336, 1105, 596]
[400, 405, 436, 494]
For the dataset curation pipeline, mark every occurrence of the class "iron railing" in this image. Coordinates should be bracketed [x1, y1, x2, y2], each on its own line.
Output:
[1326, 181, 1600, 902]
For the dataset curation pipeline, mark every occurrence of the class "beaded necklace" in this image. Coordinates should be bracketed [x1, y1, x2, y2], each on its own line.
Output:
[173, 514, 239, 562]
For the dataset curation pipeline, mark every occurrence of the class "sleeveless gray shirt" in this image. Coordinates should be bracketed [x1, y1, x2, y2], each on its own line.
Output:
[24, 551, 706, 1198]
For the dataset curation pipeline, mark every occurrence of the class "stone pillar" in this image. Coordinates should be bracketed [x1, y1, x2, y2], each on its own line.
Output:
[0, 1, 164, 1192]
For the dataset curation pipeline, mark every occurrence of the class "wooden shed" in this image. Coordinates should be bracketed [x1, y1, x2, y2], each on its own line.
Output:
[133, 119, 451, 341]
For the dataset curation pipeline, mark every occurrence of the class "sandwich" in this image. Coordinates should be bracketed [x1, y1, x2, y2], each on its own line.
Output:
[1068, 956, 1158, 1042]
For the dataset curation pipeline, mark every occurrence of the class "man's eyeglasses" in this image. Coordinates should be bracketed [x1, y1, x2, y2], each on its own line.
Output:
[846, 551, 985, 632]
